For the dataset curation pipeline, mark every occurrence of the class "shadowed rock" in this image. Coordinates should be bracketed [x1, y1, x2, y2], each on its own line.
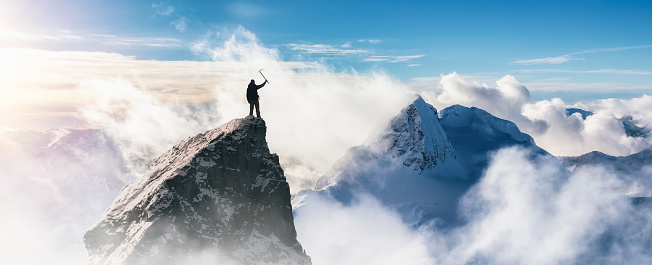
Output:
[84, 116, 311, 265]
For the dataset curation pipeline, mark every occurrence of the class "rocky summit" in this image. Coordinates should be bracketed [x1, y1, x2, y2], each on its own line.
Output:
[84, 117, 311, 265]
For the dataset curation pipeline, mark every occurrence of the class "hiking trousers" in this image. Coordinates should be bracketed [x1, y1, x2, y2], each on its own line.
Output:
[248, 100, 260, 118]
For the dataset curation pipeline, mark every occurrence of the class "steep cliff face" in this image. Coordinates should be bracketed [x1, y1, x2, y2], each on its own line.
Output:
[84, 117, 311, 265]
[375, 96, 459, 173]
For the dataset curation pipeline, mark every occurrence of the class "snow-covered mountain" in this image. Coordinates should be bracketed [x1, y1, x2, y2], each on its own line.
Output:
[295, 96, 552, 227]
[560, 148, 652, 197]
[440, 103, 547, 180]
[84, 117, 311, 265]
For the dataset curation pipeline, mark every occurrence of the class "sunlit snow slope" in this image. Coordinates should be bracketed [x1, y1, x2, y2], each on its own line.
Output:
[295, 96, 550, 227]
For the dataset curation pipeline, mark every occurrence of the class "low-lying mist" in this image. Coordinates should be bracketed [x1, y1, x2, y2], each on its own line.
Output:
[294, 147, 652, 265]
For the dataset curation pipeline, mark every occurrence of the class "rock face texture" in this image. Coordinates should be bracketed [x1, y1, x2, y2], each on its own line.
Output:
[84, 117, 311, 265]
[376, 96, 458, 173]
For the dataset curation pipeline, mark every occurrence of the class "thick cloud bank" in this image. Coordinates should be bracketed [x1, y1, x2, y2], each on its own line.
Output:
[438, 147, 652, 264]
[78, 78, 221, 176]
[294, 147, 652, 264]
[294, 194, 433, 265]
[424, 73, 651, 156]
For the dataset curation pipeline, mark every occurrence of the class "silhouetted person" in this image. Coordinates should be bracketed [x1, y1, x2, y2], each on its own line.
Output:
[247, 79, 267, 118]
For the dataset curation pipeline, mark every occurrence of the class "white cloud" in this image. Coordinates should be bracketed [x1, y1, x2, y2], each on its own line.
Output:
[427, 72, 531, 125]
[512, 44, 652, 65]
[436, 147, 652, 264]
[0, 27, 184, 49]
[171, 16, 188, 33]
[363, 54, 424, 63]
[358, 39, 382, 44]
[571, 44, 652, 55]
[512, 55, 577, 65]
[78, 78, 220, 175]
[589, 95, 652, 127]
[152, 3, 175, 17]
[522, 99, 649, 156]
[295, 147, 652, 264]
[519, 80, 651, 92]
[0, 46, 312, 128]
[0, 27, 82, 42]
[422, 73, 651, 157]
[228, 2, 268, 19]
[294, 193, 434, 265]
[287, 43, 370, 55]
[89, 33, 183, 48]
[516, 68, 652, 76]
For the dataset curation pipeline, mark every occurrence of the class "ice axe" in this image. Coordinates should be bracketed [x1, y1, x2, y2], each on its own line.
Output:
[258, 69, 269, 84]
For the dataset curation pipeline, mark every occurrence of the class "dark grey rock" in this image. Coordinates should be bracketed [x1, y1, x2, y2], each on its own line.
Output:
[84, 116, 311, 265]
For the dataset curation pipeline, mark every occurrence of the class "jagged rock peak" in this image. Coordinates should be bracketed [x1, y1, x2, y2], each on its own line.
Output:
[375, 95, 457, 172]
[84, 116, 311, 265]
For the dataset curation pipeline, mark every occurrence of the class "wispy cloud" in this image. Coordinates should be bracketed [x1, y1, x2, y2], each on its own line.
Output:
[363, 55, 424, 63]
[512, 55, 578, 65]
[0, 27, 183, 48]
[90, 34, 183, 48]
[515, 68, 652, 76]
[151, 3, 175, 17]
[512, 44, 652, 65]
[407, 64, 422, 67]
[228, 2, 268, 19]
[571, 44, 652, 55]
[358, 39, 382, 44]
[0, 28, 82, 41]
[287, 43, 370, 55]
[0, 45, 311, 129]
[171, 17, 188, 33]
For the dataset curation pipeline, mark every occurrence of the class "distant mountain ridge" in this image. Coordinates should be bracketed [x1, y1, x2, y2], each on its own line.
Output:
[84, 117, 311, 265]
[560, 147, 652, 197]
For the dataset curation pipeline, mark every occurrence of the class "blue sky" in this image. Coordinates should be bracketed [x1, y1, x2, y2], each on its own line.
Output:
[1, 0, 651, 121]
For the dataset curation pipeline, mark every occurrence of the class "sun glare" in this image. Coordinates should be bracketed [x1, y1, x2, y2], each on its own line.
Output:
[0, 48, 63, 129]
[0, 1, 25, 28]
